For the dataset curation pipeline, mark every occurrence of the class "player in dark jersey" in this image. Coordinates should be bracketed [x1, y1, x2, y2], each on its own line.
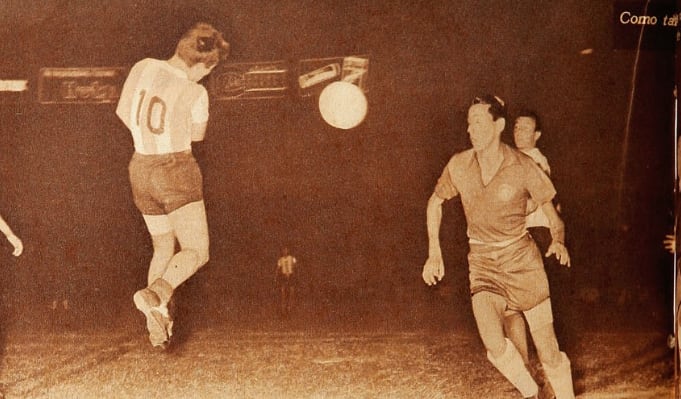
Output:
[422, 95, 574, 398]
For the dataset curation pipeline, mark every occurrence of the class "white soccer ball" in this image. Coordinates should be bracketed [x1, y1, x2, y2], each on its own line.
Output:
[318, 81, 368, 129]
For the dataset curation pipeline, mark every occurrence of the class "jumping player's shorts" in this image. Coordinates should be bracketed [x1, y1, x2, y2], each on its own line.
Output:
[468, 234, 549, 311]
[128, 151, 203, 216]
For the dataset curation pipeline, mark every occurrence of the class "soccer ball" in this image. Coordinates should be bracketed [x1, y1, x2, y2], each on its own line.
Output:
[318, 81, 368, 130]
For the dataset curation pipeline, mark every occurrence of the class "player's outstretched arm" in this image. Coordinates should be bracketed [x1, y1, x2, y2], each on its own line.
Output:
[541, 201, 570, 267]
[423, 193, 446, 285]
[0, 214, 22, 257]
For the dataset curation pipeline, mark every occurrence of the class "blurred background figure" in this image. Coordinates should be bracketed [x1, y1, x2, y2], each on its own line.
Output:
[276, 247, 297, 317]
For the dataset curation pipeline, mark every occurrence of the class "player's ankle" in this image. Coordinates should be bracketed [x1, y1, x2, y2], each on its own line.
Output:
[149, 278, 174, 304]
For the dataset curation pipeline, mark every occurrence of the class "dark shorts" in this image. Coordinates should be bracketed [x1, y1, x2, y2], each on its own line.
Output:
[468, 234, 550, 312]
[128, 151, 203, 215]
[277, 274, 296, 288]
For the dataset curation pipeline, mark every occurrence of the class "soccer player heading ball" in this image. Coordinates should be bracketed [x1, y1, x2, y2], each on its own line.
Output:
[116, 23, 229, 349]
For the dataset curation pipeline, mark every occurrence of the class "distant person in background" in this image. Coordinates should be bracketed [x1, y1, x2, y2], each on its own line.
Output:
[422, 95, 574, 399]
[276, 247, 297, 317]
[50, 239, 76, 316]
[0, 214, 22, 257]
[116, 22, 229, 349]
[513, 110, 551, 175]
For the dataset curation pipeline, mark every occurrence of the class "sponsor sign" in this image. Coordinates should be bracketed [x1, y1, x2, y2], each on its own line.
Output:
[298, 55, 369, 97]
[38, 67, 127, 104]
[209, 61, 289, 100]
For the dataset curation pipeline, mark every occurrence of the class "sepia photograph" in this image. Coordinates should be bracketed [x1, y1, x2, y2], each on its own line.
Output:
[0, 1, 677, 398]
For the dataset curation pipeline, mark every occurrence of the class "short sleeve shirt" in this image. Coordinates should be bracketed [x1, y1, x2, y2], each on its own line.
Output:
[116, 58, 209, 155]
[277, 255, 296, 276]
[435, 144, 556, 243]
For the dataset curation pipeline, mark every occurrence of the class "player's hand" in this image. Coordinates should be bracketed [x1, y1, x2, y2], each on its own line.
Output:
[664, 234, 676, 254]
[7, 235, 22, 257]
[422, 257, 444, 286]
[546, 241, 570, 267]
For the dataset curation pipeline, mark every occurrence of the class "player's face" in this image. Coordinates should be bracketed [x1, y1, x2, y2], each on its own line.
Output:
[467, 104, 499, 152]
[513, 117, 539, 150]
[188, 63, 216, 82]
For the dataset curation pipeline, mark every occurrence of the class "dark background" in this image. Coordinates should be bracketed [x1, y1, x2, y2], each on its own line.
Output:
[0, 0, 675, 337]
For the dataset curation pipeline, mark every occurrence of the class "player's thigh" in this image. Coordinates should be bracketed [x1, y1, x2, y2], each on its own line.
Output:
[503, 311, 528, 347]
[143, 214, 173, 237]
[168, 200, 209, 255]
[471, 291, 508, 354]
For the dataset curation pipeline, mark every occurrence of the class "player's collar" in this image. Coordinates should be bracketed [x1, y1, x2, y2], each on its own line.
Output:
[520, 147, 543, 158]
[498, 143, 522, 169]
[162, 60, 190, 80]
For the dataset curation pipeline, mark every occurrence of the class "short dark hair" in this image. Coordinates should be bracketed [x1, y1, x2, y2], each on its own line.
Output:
[516, 109, 541, 132]
[176, 23, 230, 68]
[472, 94, 507, 121]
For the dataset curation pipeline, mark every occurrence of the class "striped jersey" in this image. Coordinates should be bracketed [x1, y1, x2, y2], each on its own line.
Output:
[116, 58, 209, 155]
[277, 255, 296, 276]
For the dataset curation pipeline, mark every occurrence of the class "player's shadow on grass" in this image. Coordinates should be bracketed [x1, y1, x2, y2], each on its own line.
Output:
[165, 295, 195, 351]
[162, 276, 226, 350]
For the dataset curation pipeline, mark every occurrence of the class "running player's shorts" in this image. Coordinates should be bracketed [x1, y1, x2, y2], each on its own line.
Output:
[128, 151, 203, 215]
[468, 234, 549, 311]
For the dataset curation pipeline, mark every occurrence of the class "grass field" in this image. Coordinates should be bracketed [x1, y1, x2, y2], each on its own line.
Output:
[0, 311, 673, 399]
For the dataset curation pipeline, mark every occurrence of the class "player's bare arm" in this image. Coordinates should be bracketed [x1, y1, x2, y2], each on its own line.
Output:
[541, 201, 570, 267]
[191, 122, 208, 142]
[423, 192, 445, 286]
[0, 214, 23, 257]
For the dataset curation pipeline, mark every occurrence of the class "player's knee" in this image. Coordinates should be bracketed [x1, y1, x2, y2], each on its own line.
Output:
[151, 232, 175, 254]
[151, 250, 174, 268]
